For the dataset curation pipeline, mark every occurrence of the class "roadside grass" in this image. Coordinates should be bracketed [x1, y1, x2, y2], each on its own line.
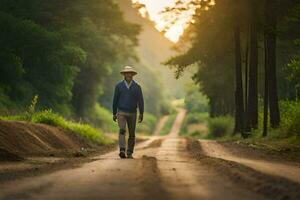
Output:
[238, 129, 300, 151]
[241, 101, 300, 149]
[207, 116, 234, 138]
[89, 103, 119, 133]
[0, 109, 113, 145]
[201, 101, 300, 150]
[136, 112, 158, 135]
[180, 112, 209, 138]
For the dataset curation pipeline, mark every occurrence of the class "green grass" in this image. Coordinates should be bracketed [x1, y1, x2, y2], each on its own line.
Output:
[136, 112, 158, 135]
[179, 100, 300, 151]
[160, 113, 177, 135]
[207, 116, 234, 138]
[202, 100, 300, 150]
[89, 104, 119, 133]
[185, 112, 209, 124]
[0, 109, 113, 145]
[180, 112, 209, 138]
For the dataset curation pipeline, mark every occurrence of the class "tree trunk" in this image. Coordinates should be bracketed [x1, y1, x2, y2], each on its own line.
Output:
[265, 0, 280, 128]
[245, 27, 249, 118]
[234, 24, 245, 135]
[246, 1, 259, 130]
[263, 38, 269, 137]
[210, 98, 216, 118]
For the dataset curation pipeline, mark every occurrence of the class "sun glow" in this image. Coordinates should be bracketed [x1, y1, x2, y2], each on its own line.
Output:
[131, 0, 194, 43]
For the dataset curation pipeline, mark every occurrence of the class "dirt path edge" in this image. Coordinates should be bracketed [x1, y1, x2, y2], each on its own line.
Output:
[186, 138, 300, 200]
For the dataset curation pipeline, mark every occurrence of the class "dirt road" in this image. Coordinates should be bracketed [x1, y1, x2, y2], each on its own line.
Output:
[1, 109, 300, 200]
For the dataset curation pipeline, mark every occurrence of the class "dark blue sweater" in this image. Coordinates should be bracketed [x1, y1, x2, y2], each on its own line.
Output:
[112, 80, 144, 115]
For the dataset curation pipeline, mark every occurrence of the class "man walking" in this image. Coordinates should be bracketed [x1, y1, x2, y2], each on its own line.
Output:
[112, 66, 144, 159]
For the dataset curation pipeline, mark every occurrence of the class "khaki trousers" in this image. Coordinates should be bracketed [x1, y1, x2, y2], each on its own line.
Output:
[117, 111, 137, 155]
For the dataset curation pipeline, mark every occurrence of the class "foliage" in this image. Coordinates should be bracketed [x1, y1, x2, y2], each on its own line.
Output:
[0, 11, 80, 114]
[0, 109, 112, 145]
[136, 112, 158, 135]
[165, 0, 238, 117]
[215, 101, 300, 145]
[164, 0, 300, 130]
[185, 112, 209, 124]
[184, 83, 209, 113]
[285, 40, 300, 99]
[89, 103, 119, 133]
[278, 101, 300, 138]
[180, 112, 209, 138]
[0, 0, 143, 121]
[208, 116, 234, 138]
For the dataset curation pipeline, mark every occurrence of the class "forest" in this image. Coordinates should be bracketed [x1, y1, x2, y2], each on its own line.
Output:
[1, 1, 300, 199]
[164, 0, 300, 140]
[0, 0, 171, 134]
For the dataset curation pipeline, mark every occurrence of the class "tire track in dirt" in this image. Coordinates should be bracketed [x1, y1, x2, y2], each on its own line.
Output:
[187, 138, 300, 200]
[154, 109, 265, 200]
[199, 140, 300, 184]
[0, 138, 169, 200]
[156, 137, 266, 200]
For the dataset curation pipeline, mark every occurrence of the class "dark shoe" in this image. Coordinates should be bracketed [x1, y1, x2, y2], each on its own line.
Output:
[119, 151, 126, 159]
[127, 154, 134, 159]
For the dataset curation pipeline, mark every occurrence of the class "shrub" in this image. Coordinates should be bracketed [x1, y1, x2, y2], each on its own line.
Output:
[208, 116, 234, 138]
[184, 82, 209, 113]
[279, 101, 300, 138]
[186, 112, 209, 124]
[89, 104, 118, 133]
[160, 100, 173, 115]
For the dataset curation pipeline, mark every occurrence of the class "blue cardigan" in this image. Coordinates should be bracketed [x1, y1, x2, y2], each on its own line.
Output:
[112, 80, 144, 115]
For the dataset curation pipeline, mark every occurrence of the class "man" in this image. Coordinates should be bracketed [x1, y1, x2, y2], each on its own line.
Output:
[112, 66, 144, 159]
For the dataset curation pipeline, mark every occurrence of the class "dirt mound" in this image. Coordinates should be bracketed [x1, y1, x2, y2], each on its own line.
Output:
[0, 120, 99, 159]
[0, 148, 23, 162]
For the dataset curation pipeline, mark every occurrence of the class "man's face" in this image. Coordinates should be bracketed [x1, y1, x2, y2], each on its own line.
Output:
[124, 72, 134, 81]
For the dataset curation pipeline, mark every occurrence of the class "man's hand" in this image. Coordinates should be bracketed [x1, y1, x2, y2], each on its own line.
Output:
[138, 114, 143, 123]
[113, 115, 117, 122]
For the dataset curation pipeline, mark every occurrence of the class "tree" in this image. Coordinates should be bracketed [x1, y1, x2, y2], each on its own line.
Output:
[0, 11, 81, 114]
[234, 23, 245, 134]
[265, 0, 280, 129]
[0, 0, 141, 119]
[246, 0, 259, 130]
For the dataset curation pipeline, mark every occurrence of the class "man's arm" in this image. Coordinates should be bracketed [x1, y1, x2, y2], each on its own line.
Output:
[112, 85, 119, 119]
[137, 85, 144, 122]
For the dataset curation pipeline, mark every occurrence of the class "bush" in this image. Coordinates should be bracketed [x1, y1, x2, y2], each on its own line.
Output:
[89, 104, 118, 133]
[208, 116, 234, 138]
[189, 131, 202, 137]
[186, 112, 209, 124]
[180, 112, 209, 137]
[160, 100, 173, 115]
[279, 101, 300, 138]
[184, 83, 209, 113]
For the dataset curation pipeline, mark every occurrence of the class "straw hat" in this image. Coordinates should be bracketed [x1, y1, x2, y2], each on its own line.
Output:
[120, 66, 137, 75]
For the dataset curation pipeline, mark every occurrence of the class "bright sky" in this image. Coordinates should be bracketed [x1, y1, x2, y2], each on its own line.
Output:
[131, 0, 194, 43]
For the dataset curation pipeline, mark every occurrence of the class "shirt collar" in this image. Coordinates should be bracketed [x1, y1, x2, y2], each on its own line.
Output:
[123, 79, 133, 89]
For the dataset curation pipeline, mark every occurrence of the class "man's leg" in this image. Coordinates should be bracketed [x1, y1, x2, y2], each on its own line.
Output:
[126, 113, 137, 157]
[117, 113, 127, 158]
